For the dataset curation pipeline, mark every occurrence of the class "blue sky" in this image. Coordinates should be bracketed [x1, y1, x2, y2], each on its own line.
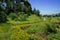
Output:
[28, 0, 60, 15]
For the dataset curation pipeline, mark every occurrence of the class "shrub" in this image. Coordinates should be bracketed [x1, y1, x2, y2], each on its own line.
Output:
[8, 13, 18, 20]
[17, 12, 28, 21]
[48, 33, 60, 40]
[9, 25, 42, 40]
[0, 11, 7, 23]
[46, 24, 57, 34]
[25, 24, 46, 34]
[27, 15, 40, 22]
[8, 12, 28, 21]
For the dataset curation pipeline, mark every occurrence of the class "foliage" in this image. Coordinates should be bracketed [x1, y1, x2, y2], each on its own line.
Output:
[46, 24, 57, 34]
[0, 11, 7, 23]
[0, 0, 32, 15]
[25, 24, 46, 34]
[27, 15, 41, 22]
[32, 8, 40, 16]
[0, 0, 60, 40]
[8, 13, 17, 20]
[9, 25, 42, 40]
[0, 23, 42, 40]
[48, 33, 60, 40]
[8, 12, 28, 21]
[0, 15, 60, 40]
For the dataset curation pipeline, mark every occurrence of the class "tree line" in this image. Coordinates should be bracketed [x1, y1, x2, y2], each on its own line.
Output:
[0, 0, 40, 23]
[43, 13, 60, 17]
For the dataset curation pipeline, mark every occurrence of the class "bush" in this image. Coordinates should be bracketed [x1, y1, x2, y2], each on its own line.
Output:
[0, 11, 7, 23]
[25, 24, 46, 34]
[27, 15, 40, 22]
[17, 12, 28, 21]
[8, 12, 28, 21]
[46, 24, 57, 34]
[48, 33, 60, 40]
[9, 25, 42, 40]
[8, 13, 18, 20]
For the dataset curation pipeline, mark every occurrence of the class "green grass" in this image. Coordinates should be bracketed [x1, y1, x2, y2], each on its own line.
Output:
[0, 15, 60, 40]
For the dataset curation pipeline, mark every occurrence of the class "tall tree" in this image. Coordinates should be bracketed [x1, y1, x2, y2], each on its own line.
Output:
[32, 8, 40, 16]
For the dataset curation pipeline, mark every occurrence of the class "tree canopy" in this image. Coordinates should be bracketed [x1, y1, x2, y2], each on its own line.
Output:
[0, 0, 40, 23]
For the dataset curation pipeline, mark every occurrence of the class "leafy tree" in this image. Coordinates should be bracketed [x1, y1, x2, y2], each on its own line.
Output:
[32, 8, 40, 16]
[0, 0, 41, 23]
[0, 0, 32, 15]
[0, 0, 33, 23]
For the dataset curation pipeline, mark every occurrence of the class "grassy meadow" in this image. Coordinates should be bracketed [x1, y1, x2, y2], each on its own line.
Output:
[0, 15, 60, 40]
[0, 0, 60, 40]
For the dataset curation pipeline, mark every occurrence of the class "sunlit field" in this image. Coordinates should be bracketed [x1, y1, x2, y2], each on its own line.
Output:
[0, 15, 60, 40]
[0, 0, 60, 40]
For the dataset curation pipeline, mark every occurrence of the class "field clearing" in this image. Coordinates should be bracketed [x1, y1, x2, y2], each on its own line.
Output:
[0, 17, 60, 40]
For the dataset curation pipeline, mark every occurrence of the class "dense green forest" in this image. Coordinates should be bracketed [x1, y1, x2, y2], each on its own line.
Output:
[0, 0, 60, 40]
